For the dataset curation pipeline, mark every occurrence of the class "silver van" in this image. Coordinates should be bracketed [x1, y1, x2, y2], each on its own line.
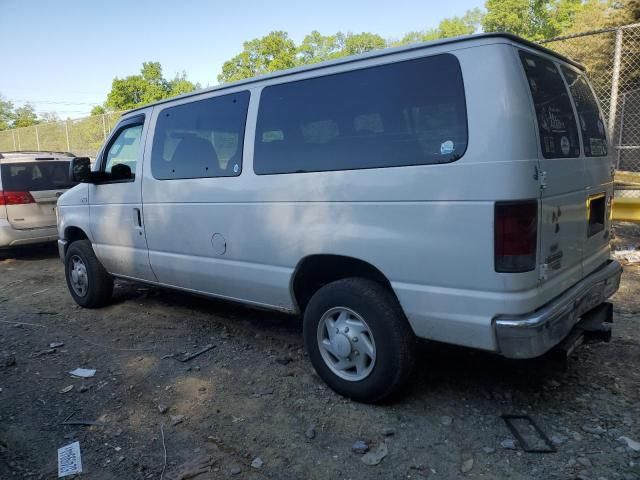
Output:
[57, 33, 622, 402]
[0, 151, 77, 249]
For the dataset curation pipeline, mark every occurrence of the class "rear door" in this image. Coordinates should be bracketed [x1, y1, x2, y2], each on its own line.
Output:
[518, 50, 585, 291]
[559, 66, 612, 276]
[0, 159, 76, 230]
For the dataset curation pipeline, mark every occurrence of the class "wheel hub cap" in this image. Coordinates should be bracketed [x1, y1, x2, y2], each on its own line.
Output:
[69, 255, 88, 297]
[316, 306, 376, 382]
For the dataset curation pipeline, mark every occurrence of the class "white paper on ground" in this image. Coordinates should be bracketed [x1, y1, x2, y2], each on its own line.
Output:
[58, 441, 83, 477]
[69, 368, 96, 378]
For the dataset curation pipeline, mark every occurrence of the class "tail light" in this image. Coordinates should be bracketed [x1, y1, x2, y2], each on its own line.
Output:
[495, 200, 538, 273]
[0, 191, 36, 205]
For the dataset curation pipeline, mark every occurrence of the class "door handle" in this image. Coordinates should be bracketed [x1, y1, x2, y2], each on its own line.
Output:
[133, 208, 142, 228]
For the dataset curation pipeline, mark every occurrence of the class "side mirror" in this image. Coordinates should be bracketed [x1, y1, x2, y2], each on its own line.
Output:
[70, 157, 92, 183]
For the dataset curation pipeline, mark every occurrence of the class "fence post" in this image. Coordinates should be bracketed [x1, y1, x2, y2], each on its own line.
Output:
[35, 125, 40, 151]
[16, 130, 21, 150]
[11, 130, 16, 150]
[64, 121, 70, 151]
[102, 113, 107, 139]
[616, 92, 627, 169]
[608, 27, 623, 141]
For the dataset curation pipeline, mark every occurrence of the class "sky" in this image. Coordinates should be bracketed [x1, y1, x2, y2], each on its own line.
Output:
[0, 0, 482, 118]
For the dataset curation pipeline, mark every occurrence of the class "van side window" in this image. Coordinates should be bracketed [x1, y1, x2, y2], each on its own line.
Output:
[254, 53, 468, 175]
[104, 124, 143, 178]
[151, 91, 250, 180]
[519, 51, 580, 159]
[560, 67, 608, 157]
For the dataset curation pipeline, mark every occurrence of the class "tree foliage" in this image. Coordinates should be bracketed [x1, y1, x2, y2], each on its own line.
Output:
[12, 104, 39, 128]
[105, 61, 199, 111]
[0, 95, 14, 131]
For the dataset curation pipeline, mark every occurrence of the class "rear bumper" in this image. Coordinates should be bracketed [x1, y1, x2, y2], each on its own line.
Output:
[495, 259, 623, 359]
[0, 221, 58, 248]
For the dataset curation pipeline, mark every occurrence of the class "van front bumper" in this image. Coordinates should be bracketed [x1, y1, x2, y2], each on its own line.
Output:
[494, 260, 622, 359]
[0, 221, 58, 248]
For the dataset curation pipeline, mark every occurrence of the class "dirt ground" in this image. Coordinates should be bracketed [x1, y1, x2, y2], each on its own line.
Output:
[1, 224, 639, 480]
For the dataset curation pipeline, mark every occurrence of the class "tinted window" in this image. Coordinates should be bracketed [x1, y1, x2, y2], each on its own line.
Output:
[519, 51, 580, 159]
[561, 66, 608, 157]
[151, 91, 250, 180]
[254, 54, 467, 175]
[1, 161, 77, 191]
[104, 124, 143, 178]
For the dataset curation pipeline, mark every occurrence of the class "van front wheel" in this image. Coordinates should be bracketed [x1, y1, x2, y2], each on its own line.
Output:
[64, 240, 113, 308]
[303, 278, 416, 403]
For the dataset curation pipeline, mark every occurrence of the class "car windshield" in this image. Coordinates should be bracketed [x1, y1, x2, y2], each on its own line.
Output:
[0, 161, 77, 191]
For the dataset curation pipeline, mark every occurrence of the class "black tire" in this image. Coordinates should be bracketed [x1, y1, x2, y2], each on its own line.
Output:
[64, 240, 113, 308]
[303, 277, 416, 403]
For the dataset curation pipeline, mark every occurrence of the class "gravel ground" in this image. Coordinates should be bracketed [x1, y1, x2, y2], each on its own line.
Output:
[0, 224, 639, 479]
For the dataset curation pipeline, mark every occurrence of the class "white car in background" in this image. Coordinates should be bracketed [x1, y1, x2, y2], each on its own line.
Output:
[0, 151, 78, 248]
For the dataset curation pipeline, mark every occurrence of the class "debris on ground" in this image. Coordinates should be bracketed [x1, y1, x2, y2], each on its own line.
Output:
[500, 438, 517, 450]
[305, 425, 316, 439]
[158, 404, 169, 414]
[612, 246, 640, 265]
[440, 415, 453, 426]
[57, 441, 82, 477]
[69, 368, 96, 378]
[165, 454, 215, 480]
[250, 457, 263, 469]
[49, 342, 64, 349]
[165, 344, 215, 363]
[460, 454, 474, 474]
[171, 415, 185, 426]
[58, 385, 73, 394]
[619, 436, 640, 451]
[352, 440, 369, 454]
[361, 442, 388, 466]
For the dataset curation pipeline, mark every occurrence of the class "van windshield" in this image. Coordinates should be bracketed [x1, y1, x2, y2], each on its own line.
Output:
[560, 66, 608, 157]
[0, 161, 77, 191]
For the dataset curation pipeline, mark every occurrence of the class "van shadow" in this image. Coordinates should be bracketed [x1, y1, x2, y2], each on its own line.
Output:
[109, 278, 570, 405]
[0, 243, 58, 262]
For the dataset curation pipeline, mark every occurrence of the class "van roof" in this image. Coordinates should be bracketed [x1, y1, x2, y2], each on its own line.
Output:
[0, 151, 75, 163]
[126, 32, 584, 115]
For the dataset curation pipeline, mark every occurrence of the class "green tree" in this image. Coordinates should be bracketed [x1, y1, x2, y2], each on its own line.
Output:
[105, 62, 198, 110]
[341, 32, 386, 55]
[218, 31, 298, 83]
[297, 31, 345, 64]
[13, 104, 39, 128]
[482, 0, 589, 41]
[0, 94, 14, 131]
[395, 8, 484, 46]
[90, 105, 106, 116]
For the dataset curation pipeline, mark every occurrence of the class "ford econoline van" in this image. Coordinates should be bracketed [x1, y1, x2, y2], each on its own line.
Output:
[57, 33, 622, 402]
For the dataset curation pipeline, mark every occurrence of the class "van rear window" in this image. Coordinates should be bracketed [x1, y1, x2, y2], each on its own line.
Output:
[519, 51, 580, 159]
[0, 161, 76, 191]
[560, 66, 608, 157]
[254, 53, 468, 175]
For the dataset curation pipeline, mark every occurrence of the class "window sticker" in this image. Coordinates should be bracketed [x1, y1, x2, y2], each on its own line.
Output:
[440, 140, 454, 155]
[560, 136, 570, 155]
[590, 138, 606, 156]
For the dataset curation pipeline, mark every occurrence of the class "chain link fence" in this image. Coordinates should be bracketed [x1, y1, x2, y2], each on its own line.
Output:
[0, 111, 123, 157]
[542, 23, 640, 173]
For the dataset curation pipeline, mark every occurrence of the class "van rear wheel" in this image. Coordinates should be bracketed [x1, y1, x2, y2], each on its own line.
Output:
[64, 240, 113, 308]
[303, 277, 416, 403]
